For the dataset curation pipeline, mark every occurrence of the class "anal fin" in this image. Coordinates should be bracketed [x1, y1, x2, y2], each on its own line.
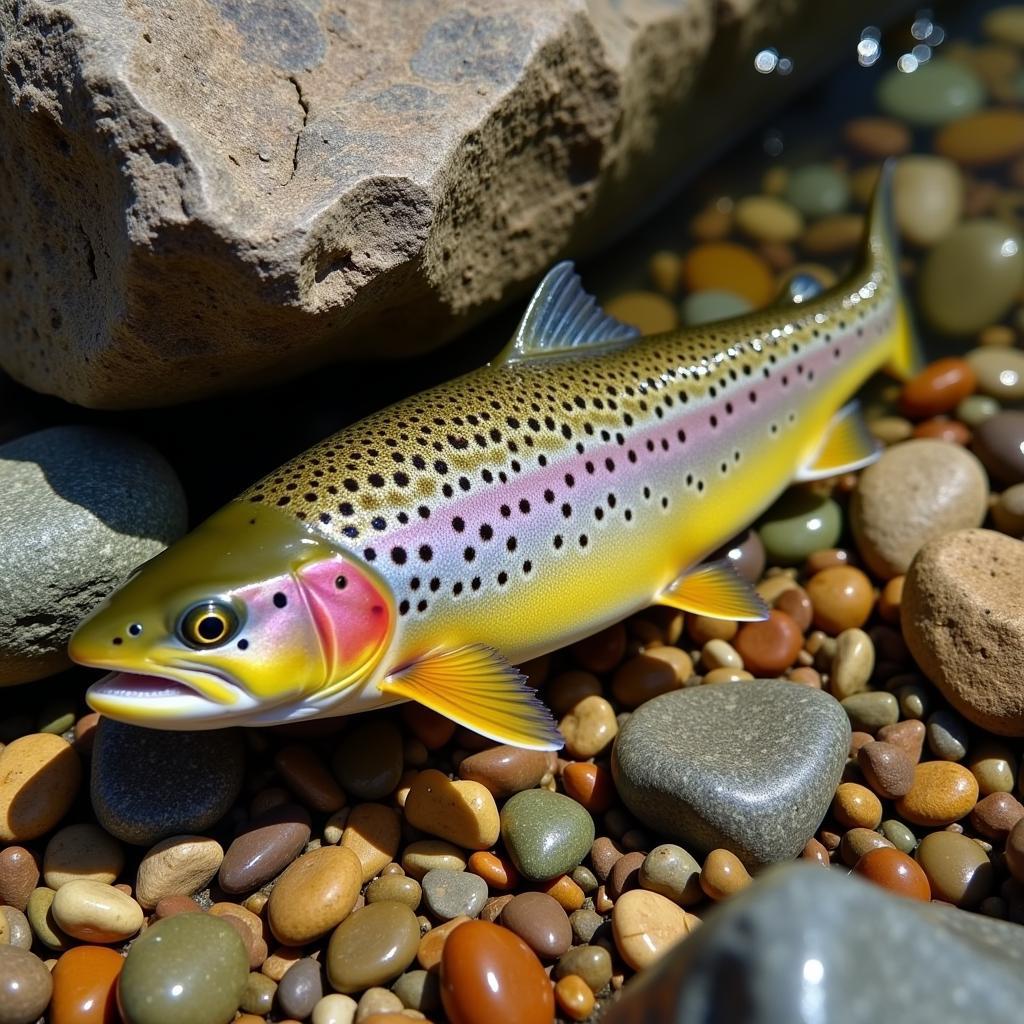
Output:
[380, 645, 563, 751]
[795, 401, 880, 482]
[657, 559, 769, 621]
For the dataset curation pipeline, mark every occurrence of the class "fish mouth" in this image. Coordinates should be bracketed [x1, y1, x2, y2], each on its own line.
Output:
[86, 668, 262, 729]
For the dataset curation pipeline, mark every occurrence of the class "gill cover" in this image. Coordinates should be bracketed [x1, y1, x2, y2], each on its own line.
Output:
[70, 502, 393, 724]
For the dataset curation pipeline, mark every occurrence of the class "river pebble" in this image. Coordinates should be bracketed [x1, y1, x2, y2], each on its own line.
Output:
[401, 839, 467, 881]
[91, 719, 243, 845]
[49, 944, 122, 1024]
[757, 490, 841, 565]
[50, 879, 142, 944]
[43, 823, 124, 889]
[404, 771, 499, 851]
[965, 346, 1024, 401]
[973, 410, 1024, 484]
[136, 834, 223, 909]
[927, 709, 970, 761]
[118, 912, 248, 1024]
[440, 920, 553, 1024]
[499, 891, 571, 959]
[218, 802, 311, 895]
[613, 681, 848, 865]
[268, 845, 362, 945]
[919, 219, 1024, 334]
[858, 740, 914, 798]
[682, 242, 776, 307]
[604, 291, 678, 333]
[896, 760, 980, 827]
[734, 195, 803, 242]
[902, 529, 1024, 734]
[935, 108, 1024, 166]
[993, 483, 1024, 536]
[342, 803, 402, 882]
[422, 869, 487, 921]
[900, 357, 975, 419]
[806, 566, 874, 634]
[784, 164, 850, 218]
[892, 156, 963, 248]
[679, 289, 751, 326]
[915, 830, 993, 908]
[733, 611, 803, 676]
[611, 889, 699, 971]
[0, 846, 39, 912]
[854, 847, 930, 901]
[458, 744, 549, 798]
[843, 116, 911, 157]
[327, 902, 420, 994]
[277, 958, 323, 1021]
[0, 733, 81, 842]
[333, 718, 404, 801]
[639, 844, 703, 906]
[0, 945, 52, 1024]
[877, 58, 985, 125]
[500, 789, 595, 880]
[612, 647, 693, 707]
[850, 439, 988, 579]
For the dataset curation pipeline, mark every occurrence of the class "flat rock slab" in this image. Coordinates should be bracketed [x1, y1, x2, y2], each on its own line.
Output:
[1, 0, 908, 407]
[604, 863, 1024, 1024]
[612, 681, 849, 866]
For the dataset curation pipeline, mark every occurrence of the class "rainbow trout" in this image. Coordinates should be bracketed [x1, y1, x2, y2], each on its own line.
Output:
[70, 168, 914, 749]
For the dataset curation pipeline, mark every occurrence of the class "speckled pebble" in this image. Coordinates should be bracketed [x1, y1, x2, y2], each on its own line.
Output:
[421, 869, 488, 922]
[0, 945, 52, 1024]
[896, 760, 980, 827]
[612, 681, 849, 866]
[91, 719, 243, 845]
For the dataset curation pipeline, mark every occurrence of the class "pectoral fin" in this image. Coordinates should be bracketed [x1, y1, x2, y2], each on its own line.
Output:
[794, 401, 880, 482]
[380, 645, 563, 751]
[657, 559, 769, 621]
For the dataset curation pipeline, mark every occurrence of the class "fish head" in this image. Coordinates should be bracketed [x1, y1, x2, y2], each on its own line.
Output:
[70, 501, 395, 728]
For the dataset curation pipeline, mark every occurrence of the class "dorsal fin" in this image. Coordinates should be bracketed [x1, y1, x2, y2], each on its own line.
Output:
[496, 262, 640, 366]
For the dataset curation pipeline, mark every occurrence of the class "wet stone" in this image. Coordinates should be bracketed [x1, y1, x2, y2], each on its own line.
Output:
[0, 945, 52, 1024]
[49, 944, 123, 1024]
[277, 958, 323, 1021]
[499, 789, 596, 881]
[421, 868, 488, 921]
[118, 912, 249, 1024]
[915, 831, 993, 909]
[219, 802, 311, 896]
[639, 844, 703, 906]
[556, 944, 613, 993]
[500, 891, 572, 959]
[326, 902, 420, 994]
[457, 744, 549, 798]
[91, 720, 243, 845]
[757, 490, 842, 566]
[973, 411, 1024, 485]
[612, 681, 849, 866]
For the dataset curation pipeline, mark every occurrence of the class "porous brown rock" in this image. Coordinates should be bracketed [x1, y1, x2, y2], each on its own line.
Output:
[902, 529, 1024, 736]
[2, 0, 899, 408]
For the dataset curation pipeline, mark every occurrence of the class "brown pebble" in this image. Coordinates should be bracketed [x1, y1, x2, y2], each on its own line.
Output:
[774, 586, 813, 631]
[274, 745, 345, 814]
[611, 647, 693, 708]
[971, 792, 1024, 840]
[342, 804, 403, 882]
[858, 741, 915, 799]
[458, 746, 549, 799]
[500, 891, 572, 960]
[218, 803, 312, 896]
[877, 720, 926, 763]
[900, 358, 977, 419]
[545, 671, 603, 717]
[801, 214, 864, 255]
[844, 117, 912, 158]
[913, 418, 972, 445]
[839, 828, 893, 867]
[480, 894, 514, 924]
[699, 849, 750, 901]
[268, 845, 362, 945]
[417, 915, 469, 971]
[688, 615, 738, 646]
[733, 611, 803, 675]
[801, 837, 830, 866]
[572, 623, 627, 674]
[915, 831, 993, 908]
[806, 567, 874, 635]
[606, 852, 645, 901]
[590, 837, 625, 884]
[0, 846, 40, 912]
[152, 894, 201, 919]
[878, 577, 905, 624]
[0, 734, 82, 842]
[805, 548, 852, 575]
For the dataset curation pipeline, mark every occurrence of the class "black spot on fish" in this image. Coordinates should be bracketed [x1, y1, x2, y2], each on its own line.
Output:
[273, 592, 287, 608]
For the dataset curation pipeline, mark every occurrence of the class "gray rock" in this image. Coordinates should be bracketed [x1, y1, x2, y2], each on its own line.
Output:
[0, 1, 908, 408]
[611, 681, 849, 866]
[421, 868, 488, 922]
[604, 863, 1024, 1024]
[0, 426, 187, 684]
[91, 718, 244, 845]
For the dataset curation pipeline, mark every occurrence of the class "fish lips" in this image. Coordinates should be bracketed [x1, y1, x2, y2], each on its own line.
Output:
[86, 668, 264, 729]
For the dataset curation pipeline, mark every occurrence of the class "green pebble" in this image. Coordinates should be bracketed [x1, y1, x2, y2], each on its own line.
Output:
[757, 490, 842, 566]
[25, 887, 73, 952]
[680, 289, 752, 326]
[392, 969, 441, 1014]
[571, 864, 599, 894]
[880, 819, 917, 854]
[240, 972, 277, 1016]
[639, 844, 703, 906]
[118, 913, 249, 1024]
[555, 944, 613, 993]
[840, 692, 900, 732]
[784, 164, 850, 218]
[919, 220, 1024, 335]
[500, 790, 596, 881]
[896, 681, 930, 720]
[876, 58, 985, 126]
[956, 394, 1001, 428]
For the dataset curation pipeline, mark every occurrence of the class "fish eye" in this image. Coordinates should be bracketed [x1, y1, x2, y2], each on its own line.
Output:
[177, 601, 240, 649]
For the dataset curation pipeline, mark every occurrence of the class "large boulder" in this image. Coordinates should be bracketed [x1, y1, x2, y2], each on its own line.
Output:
[2, 0, 900, 408]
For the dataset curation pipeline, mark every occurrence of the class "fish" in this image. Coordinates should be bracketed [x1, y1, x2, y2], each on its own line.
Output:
[69, 164, 916, 750]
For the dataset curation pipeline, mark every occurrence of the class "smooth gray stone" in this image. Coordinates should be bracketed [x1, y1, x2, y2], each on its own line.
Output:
[612, 681, 849, 866]
[91, 718, 244, 845]
[0, 426, 186, 684]
[604, 863, 1024, 1024]
[421, 868, 488, 921]
[1, 1, 915, 408]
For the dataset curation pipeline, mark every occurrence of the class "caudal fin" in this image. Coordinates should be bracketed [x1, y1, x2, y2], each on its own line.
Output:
[865, 159, 923, 381]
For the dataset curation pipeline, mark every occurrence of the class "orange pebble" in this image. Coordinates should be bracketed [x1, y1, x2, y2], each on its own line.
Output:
[854, 846, 931, 901]
[912, 417, 971, 445]
[899, 358, 976, 419]
[804, 548, 852, 576]
[683, 242, 777, 307]
[805, 566, 874, 634]
[555, 975, 596, 1021]
[832, 782, 883, 830]
[542, 874, 585, 913]
[733, 610, 803, 675]
[561, 761, 615, 814]
[468, 851, 519, 891]
[50, 945, 123, 1024]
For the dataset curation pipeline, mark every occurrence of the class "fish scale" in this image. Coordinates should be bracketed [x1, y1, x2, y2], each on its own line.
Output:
[71, 165, 914, 747]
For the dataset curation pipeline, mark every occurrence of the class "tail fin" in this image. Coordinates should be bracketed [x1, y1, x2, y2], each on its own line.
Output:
[865, 159, 922, 381]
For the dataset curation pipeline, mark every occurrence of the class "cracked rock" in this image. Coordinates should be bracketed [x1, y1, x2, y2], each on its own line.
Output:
[0, 426, 187, 684]
[2, 0, 886, 407]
